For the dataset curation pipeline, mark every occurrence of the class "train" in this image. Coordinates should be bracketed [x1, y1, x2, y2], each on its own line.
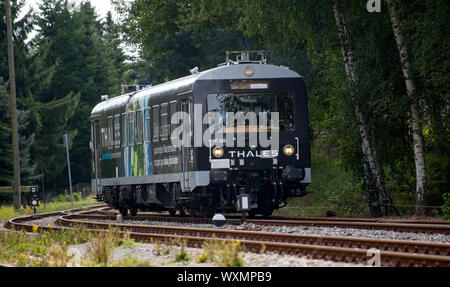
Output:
[90, 51, 311, 217]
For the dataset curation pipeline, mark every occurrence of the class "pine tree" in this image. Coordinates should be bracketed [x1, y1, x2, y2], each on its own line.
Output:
[0, 79, 13, 186]
[32, 93, 80, 188]
[33, 0, 126, 186]
[0, 0, 41, 187]
[0, 77, 38, 186]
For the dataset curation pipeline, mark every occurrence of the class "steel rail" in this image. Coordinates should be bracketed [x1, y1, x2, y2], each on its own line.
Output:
[245, 219, 450, 234]
[3, 204, 107, 230]
[71, 213, 450, 234]
[96, 207, 450, 225]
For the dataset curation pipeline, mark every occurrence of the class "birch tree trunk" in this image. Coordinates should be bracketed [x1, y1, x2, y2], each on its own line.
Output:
[364, 157, 382, 217]
[387, 0, 427, 215]
[333, 0, 393, 216]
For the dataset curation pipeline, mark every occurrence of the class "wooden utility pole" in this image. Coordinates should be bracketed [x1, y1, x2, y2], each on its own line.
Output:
[40, 160, 46, 208]
[5, 0, 22, 213]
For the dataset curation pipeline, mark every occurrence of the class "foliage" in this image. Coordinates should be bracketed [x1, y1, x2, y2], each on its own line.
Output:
[52, 192, 83, 203]
[113, 0, 259, 84]
[196, 251, 209, 263]
[274, 146, 369, 217]
[0, 78, 38, 186]
[0, 78, 13, 186]
[34, 0, 127, 187]
[0, 0, 128, 194]
[0, 0, 448, 215]
[443, 193, 450, 219]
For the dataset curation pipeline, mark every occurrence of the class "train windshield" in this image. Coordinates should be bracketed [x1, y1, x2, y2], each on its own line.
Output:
[207, 92, 295, 132]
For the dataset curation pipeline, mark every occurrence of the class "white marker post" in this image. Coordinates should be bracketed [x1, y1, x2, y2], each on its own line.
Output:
[63, 134, 74, 208]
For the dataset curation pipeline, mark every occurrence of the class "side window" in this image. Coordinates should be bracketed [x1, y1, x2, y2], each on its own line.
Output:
[160, 103, 168, 140]
[152, 106, 159, 142]
[107, 116, 113, 147]
[114, 114, 120, 146]
[181, 97, 193, 139]
[101, 128, 106, 147]
[144, 108, 151, 143]
[128, 112, 135, 145]
[121, 113, 127, 146]
[135, 110, 143, 144]
[169, 101, 177, 139]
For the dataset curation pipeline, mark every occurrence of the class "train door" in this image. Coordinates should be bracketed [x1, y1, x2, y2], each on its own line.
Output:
[180, 98, 191, 191]
[92, 120, 101, 194]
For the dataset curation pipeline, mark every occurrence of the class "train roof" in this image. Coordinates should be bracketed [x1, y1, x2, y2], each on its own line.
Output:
[91, 63, 302, 117]
[91, 92, 135, 117]
[197, 63, 301, 80]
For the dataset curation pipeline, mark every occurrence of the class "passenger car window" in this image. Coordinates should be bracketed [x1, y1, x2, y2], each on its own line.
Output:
[135, 110, 143, 144]
[144, 108, 151, 143]
[107, 116, 113, 147]
[128, 112, 135, 145]
[160, 103, 169, 140]
[121, 113, 127, 146]
[114, 114, 120, 146]
[169, 101, 177, 136]
[152, 106, 159, 142]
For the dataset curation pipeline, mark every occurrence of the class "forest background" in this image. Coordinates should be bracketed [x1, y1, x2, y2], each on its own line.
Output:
[0, 0, 448, 217]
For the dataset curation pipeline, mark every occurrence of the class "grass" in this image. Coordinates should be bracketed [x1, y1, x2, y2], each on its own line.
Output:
[87, 227, 137, 266]
[201, 237, 245, 267]
[0, 225, 141, 267]
[171, 238, 190, 262]
[0, 197, 99, 220]
[0, 227, 91, 266]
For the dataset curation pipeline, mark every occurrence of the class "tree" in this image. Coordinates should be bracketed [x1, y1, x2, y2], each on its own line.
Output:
[1, 0, 41, 193]
[332, 0, 392, 216]
[0, 78, 13, 186]
[32, 0, 127, 187]
[0, 77, 38, 186]
[114, 0, 259, 83]
[387, 0, 427, 215]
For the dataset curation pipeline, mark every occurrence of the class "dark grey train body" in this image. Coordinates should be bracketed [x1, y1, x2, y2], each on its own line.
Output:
[91, 60, 311, 217]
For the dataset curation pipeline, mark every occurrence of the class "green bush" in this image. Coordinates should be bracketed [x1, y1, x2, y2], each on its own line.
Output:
[442, 193, 450, 219]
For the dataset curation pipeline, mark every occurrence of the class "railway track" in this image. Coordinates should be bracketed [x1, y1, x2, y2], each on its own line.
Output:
[59, 214, 450, 255]
[90, 210, 450, 234]
[4, 208, 450, 267]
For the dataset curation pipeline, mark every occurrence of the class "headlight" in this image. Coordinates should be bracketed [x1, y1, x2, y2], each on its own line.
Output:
[244, 66, 254, 76]
[283, 145, 294, 156]
[213, 147, 224, 158]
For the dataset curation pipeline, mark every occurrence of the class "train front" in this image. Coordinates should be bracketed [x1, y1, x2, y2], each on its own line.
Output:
[193, 62, 311, 216]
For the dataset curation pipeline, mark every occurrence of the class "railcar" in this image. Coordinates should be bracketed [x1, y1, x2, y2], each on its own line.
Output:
[90, 51, 311, 217]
